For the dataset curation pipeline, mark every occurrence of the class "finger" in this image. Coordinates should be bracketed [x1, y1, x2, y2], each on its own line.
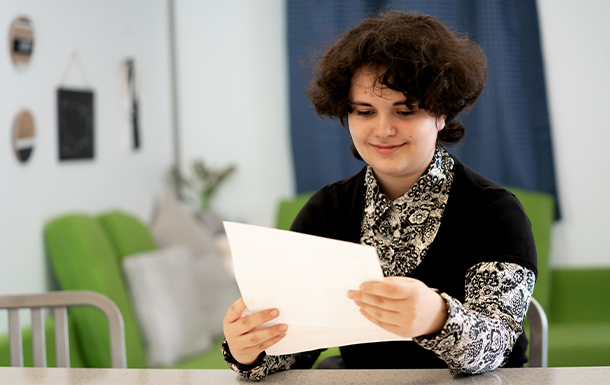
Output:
[359, 307, 405, 336]
[236, 308, 280, 335]
[238, 323, 288, 349]
[359, 307, 396, 330]
[359, 279, 415, 299]
[242, 329, 288, 357]
[224, 297, 247, 324]
[355, 300, 400, 326]
[348, 290, 400, 312]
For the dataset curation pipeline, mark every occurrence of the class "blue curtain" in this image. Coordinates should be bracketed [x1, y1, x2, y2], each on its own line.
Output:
[287, 0, 557, 204]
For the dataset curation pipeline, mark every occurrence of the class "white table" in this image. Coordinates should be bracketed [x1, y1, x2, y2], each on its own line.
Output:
[1, 366, 609, 384]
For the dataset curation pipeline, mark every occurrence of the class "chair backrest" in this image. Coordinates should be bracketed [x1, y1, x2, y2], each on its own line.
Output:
[0, 291, 126, 368]
[527, 297, 548, 367]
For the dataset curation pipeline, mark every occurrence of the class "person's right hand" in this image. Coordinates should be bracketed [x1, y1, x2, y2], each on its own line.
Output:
[223, 297, 288, 366]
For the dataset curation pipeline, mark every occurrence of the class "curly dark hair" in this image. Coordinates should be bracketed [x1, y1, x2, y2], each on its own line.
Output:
[306, 10, 488, 158]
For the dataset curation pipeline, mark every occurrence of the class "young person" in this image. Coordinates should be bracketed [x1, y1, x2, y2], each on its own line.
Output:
[222, 10, 537, 381]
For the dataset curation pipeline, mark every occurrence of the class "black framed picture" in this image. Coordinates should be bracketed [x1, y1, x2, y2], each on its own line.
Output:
[57, 88, 94, 161]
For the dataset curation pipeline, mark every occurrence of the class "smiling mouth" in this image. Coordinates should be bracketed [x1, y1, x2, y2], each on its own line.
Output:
[372, 144, 404, 154]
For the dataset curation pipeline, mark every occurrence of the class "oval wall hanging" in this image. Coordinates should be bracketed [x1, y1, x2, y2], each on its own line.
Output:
[12, 110, 36, 163]
[9, 16, 35, 66]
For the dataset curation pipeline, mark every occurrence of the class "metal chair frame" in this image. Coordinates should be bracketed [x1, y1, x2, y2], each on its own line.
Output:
[0, 290, 126, 368]
[527, 297, 548, 367]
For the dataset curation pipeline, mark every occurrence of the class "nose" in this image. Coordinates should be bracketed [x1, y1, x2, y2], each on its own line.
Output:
[373, 114, 396, 138]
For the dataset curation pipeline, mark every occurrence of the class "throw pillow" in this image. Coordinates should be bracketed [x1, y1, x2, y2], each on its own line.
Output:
[122, 245, 211, 367]
[193, 251, 241, 337]
[150, 191, 215, 256]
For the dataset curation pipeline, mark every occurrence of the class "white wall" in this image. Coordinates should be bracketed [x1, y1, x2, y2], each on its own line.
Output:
[537, 0, 610, 267]
[0, 0, 173, 330]
[1, 0, 608, 338]
[173, 0, 294, 227]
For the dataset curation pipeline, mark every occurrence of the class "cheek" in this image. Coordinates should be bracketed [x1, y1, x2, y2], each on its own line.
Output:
[348, 121, 364, 142]
[349, 131, 365, 151]
[416, 119, 441, 142]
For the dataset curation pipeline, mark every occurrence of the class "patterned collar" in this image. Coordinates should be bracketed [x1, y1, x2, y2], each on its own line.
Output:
[361, 147, 455, 275]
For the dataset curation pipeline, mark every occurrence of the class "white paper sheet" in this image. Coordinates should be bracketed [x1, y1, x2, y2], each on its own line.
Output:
[223, 221, 411, 356]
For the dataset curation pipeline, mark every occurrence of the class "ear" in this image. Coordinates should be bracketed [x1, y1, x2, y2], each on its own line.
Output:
[436, 115, 446, 131]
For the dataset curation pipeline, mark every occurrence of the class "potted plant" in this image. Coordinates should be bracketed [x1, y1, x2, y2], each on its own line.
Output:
[171, 159, 236, 232]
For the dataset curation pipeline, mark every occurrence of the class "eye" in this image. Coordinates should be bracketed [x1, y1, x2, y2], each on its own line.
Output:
[356, 110, 373, 117]
[398, 110, 415, 117]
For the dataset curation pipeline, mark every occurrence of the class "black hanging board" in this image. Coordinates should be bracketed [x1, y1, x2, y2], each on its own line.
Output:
[57, 88, 94, 160]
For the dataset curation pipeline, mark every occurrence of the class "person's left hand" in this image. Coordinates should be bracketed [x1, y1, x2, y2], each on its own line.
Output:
[347, 276, 448, 338]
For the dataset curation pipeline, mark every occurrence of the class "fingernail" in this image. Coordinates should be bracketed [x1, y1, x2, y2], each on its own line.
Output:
[278, 324, 288, 331]
[347, 290, 355, 299]
[360, 283, 366, 291]
[270, 309, 278, 317]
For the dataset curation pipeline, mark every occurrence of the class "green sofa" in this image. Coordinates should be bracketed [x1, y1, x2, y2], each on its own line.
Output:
[0, 211, 228, 369]
[547, 268, 610, 366]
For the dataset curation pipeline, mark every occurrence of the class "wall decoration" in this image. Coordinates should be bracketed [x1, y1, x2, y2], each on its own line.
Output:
[57, 89, 94, 160]
[57, 51, 95, 161]
[119, 58, 140, 150]
[9, 16, 34, 66]
[12, 110, 36, 163]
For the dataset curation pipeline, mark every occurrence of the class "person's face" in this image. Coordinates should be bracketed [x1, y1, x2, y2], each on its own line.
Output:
[348, 69, 445, 197]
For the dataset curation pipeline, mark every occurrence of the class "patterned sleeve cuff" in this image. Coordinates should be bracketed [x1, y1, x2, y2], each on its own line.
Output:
[221, 338, 323, 381]
[413, 291, 463, 351]
[221, 339, 268, 381]
[413, 290, 484, 375]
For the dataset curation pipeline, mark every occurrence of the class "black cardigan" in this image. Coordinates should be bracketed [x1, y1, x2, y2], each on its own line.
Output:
[290, 156, 537, 369]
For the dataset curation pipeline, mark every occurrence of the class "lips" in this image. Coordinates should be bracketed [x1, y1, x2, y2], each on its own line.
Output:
[371, 143, 404, 155]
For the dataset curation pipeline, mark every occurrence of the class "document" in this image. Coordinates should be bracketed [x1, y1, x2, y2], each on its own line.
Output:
[223, 221, 411, 356]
